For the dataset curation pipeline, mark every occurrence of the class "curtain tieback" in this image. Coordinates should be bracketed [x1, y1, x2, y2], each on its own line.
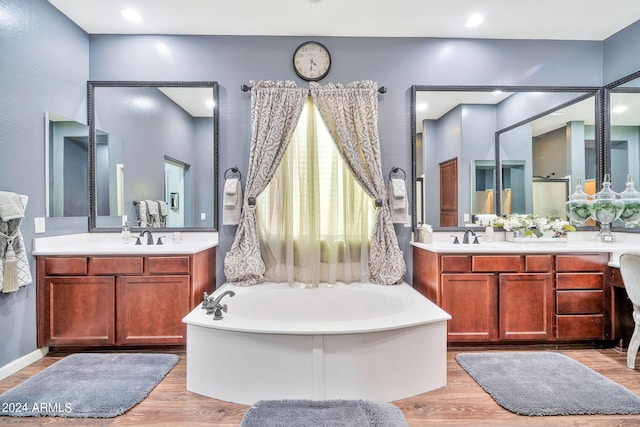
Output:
[375, 198, 382, 207]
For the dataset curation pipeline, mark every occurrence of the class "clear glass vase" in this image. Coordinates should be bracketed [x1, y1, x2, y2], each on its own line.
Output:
[591, 174, 624, 242]
[619, 174, 640, 227]
[565, 178, 592, 225]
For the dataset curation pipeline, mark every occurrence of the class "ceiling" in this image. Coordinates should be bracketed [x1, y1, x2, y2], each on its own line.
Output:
[49, 0, 640, 41]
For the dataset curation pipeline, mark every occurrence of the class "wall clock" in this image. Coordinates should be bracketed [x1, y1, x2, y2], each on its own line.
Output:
[293, 41, 331, 82]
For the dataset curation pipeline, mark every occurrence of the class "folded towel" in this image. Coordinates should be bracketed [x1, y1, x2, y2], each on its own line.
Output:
[388, 180, 407, 210]
[391, 178, 406, 199]
[0, 191, 25, 221]
[387, 183, 409, 225]
[224, 179, 240, 207]
[225, 178, 238, 196]
[223, 182, 243, 226]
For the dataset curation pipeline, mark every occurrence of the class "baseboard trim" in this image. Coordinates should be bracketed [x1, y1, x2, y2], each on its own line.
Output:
[0, 347, 49, 381]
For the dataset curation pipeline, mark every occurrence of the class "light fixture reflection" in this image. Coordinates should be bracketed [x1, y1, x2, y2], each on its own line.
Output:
[121, 9, 142, 23]
[465, 14, 484, 28]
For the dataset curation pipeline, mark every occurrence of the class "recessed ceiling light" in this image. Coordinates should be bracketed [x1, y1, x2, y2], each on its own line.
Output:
[121, 8, 142, 23]
[465, 13, 484, 28]
[206, 99, 215, 108]
[613, 105, 627, 113]
[417, 103, 427, 112]
[492, 90, 503, 96]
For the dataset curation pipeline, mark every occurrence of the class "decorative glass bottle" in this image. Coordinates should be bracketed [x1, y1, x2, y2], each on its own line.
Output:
[591, 174, 624, 242]
[619, 174, 640, 227]
[565, 178, 592, 225]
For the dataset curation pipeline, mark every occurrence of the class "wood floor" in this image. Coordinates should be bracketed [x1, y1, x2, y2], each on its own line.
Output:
[1, 348, 640, 426]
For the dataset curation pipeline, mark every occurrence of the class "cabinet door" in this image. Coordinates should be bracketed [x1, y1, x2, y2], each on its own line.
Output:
[441, 273, 497, 342]
[499, 273, 553, 340]
[116, 275, 190, 345]
[45, 276, 115, 345]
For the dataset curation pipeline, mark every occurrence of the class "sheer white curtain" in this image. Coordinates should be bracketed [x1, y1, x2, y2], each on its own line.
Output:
[224, 81, 307, 286]
[310, 81, 405, 284]
[256, 97, 375, 285]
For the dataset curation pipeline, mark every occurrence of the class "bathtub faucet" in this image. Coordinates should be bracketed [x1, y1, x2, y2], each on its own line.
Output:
[202, 290, 236, 320]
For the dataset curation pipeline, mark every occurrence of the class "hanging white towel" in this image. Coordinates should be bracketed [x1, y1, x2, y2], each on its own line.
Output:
[223, 180, 243, 226]
[0, 193, 31, 293]
[156, 200, 168, 227]
[137, 201, 148, 227]
[387, 181, 409, 225]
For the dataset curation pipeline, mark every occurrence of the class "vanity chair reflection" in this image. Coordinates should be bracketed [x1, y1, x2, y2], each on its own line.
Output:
[619, 253, 640, 369]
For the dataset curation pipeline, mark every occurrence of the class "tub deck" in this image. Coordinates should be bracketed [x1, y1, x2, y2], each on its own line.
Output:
[183, 282, 450, 405]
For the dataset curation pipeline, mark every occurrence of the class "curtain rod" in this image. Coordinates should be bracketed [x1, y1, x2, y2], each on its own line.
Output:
[240, 83, 387, 94]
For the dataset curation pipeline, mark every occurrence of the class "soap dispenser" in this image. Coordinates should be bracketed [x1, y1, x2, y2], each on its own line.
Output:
[121, 217, 131, 244]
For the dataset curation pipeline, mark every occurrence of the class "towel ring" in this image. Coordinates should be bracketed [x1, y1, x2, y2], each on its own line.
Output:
[389, 166, 406, 181]
[224, 166, 242, 181]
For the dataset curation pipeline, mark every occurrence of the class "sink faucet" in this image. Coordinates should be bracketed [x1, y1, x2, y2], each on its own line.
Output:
[202, 290, 236, 320]
[463, 229, 476, 244]
[139, 230, 154, 245]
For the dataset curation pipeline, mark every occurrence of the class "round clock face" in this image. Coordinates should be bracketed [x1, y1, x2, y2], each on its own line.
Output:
[293, 41, 331, 82]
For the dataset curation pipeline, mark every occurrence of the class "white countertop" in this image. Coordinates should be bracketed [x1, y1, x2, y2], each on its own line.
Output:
[411, 231, 640, 267]
[32, 232, 218, 255]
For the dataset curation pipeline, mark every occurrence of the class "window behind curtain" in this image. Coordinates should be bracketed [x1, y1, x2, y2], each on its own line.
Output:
[256, 97, 376, 285]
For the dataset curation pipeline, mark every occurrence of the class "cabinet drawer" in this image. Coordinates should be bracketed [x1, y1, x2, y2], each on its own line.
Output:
[556, 254, 607, 272]
[90, 257, 143, 275]
[44, 257, 87, 275]
[441, 255, 470, 273]
[473, 255, 521, 272]
[555, 314, 603, 339]
[148, 256, 190, 274]
[525, 255, 554, 273]
[556, 290, 603, 314]
[556, 273, 603, 290]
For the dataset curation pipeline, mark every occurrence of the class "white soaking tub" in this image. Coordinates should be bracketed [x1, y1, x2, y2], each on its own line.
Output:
[183, 281, 451, 405]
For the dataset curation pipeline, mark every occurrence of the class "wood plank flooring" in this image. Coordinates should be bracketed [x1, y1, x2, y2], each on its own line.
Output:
[1, 349, 640, 426]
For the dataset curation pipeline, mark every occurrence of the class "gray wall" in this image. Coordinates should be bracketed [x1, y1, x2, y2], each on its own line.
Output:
[0, 0, 89, 367]
[1, 0, 639, 368]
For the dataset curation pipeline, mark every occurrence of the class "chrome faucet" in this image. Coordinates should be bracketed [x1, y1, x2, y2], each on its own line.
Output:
[202, 290, 236, 320]
[463, 229, 477, 244]
[139, 230, 154, 245]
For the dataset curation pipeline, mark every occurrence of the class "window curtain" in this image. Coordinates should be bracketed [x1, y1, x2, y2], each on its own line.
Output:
[224, 81, 307, 286]
[310, 81, 406, 284]
[256, 97, 375, 285]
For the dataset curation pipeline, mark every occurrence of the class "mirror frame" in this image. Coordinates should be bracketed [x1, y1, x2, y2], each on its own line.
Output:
[411, 85, 603, 231]
[87, 80, 219, 232]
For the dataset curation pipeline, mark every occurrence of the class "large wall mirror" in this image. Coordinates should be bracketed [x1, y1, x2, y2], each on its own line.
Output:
[608, 70, 640, 231]
[88, 81, 218, 232]
[411, 86, 601, 230]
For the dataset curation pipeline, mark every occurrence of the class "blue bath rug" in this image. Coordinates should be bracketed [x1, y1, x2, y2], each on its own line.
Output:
[240, 399, 409, 427]
[0, 353, 178, 418]
[456, 351, 640, 416]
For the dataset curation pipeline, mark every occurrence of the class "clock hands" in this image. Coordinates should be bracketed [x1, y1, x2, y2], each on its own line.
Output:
[309, 57, 317, 71]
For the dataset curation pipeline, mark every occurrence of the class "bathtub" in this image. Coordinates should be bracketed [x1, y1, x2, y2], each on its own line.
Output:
[182, 282, 451, 405]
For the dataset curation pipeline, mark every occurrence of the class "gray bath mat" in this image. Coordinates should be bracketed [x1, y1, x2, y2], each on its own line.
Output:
[0, 353, 178, 418]
[240, 399, 409, 427]
[456, 351, 640, 416]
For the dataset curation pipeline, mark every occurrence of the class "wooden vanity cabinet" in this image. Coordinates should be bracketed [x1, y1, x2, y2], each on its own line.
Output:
[36, 248, 215, 347]
[413, 248, 608, 344]
[419, 252, 554, 343]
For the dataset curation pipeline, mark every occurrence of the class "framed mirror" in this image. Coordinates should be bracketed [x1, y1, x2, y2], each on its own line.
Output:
[607, 71, 640, 231]
[411, 85, 601, 230]
[88, 81, 218, 232]
[45, 112, 89, 218]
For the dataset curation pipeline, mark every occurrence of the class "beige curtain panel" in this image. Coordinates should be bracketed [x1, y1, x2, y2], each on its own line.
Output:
[223, 81, 307, 286]
[310, 81, 406, 284]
